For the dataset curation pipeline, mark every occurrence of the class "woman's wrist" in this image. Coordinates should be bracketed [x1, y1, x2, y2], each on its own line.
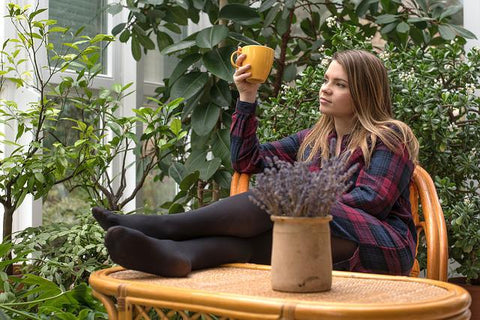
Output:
[239, 92, 256, 103]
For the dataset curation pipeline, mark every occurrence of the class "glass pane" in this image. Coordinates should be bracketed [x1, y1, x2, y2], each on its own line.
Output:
[142, 171, 177, 214]
[48, 0, 108, 73]
[43, 97, 95, 224]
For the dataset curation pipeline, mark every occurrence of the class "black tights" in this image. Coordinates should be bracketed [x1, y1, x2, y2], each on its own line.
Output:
[93, 191, 357, 277]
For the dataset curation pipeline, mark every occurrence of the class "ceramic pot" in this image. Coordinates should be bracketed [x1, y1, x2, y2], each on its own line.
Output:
[270, 215, 332, 293]
[449, 277, 480, 319]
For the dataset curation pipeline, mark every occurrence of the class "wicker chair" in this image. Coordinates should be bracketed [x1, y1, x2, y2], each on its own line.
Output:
[230, 165, 449, 281]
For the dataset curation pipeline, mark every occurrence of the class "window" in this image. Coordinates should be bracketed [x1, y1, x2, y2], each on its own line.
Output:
[48, 0, 108, 73]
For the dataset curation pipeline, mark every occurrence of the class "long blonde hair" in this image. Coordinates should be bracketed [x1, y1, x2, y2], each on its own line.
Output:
[297, 49, 419, 167]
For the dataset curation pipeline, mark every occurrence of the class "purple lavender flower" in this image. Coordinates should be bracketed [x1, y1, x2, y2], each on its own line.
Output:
[249, 138, 357, 217]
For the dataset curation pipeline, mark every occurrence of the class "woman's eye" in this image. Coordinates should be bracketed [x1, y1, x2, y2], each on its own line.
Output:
[337, 83, 346, 88]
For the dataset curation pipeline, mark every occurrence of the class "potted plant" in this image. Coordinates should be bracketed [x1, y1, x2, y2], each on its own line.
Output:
[249, 141, 355, 293]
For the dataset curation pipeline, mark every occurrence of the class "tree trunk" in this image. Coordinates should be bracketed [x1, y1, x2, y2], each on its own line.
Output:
[3, 205, 14, 275]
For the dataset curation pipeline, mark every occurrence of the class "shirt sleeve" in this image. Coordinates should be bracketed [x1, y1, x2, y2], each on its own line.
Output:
[333, 142, 414, 221]
[230, 100, 309, 173]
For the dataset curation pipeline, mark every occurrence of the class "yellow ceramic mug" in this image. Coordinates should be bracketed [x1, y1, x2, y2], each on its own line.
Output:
[230, 45, 274, 84]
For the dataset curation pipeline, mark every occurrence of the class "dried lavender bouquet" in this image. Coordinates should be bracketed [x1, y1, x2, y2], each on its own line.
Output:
[249, 139, 357, 217]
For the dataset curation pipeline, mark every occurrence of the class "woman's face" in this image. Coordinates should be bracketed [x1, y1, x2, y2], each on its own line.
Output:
[319, 60, 355, 120]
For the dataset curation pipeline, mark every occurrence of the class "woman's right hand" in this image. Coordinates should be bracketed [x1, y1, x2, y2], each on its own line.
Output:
[233, 53, 260, 103]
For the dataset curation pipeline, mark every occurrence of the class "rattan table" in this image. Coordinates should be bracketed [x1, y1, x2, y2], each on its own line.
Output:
[89, 263, 471, 320]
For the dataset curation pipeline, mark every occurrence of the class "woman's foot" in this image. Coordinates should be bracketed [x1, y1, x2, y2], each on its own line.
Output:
[92, 207, 119, 231]
[105, 226, 191, 277]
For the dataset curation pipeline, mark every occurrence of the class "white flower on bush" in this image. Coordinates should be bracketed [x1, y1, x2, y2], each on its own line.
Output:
[452, 108, 460, 117]
[448, 123, 458, 132]
[379, 51, 390, 60]
[444, 64, 452, 70]
[318, 45, 325, 52]
[399, 69, 416, 82]
[466, 83, 476, 95]
[321, 57, 330, 67]
[433, 78, 442, 89]
[326, 16, 337, 28]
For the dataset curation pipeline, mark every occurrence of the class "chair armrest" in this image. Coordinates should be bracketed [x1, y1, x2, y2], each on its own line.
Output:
[230, 172, 251, 196]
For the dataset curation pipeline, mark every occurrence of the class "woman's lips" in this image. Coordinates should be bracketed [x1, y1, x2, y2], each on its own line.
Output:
[320, 97, 331, 104]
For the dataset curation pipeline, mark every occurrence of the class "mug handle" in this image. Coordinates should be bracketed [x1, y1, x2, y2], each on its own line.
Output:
[230, 47, 242, 68]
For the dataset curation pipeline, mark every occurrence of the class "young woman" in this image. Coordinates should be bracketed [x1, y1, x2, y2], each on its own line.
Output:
[93, 49, 419, 277]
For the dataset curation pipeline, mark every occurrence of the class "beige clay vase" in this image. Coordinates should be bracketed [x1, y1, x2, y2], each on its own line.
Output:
[270, 215, 333, 293]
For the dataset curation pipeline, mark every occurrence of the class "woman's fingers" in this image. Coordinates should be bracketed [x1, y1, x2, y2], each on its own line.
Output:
[235, 53, 246, 66]
[234, 64, 251, 76]
[234, 71, 252, 82]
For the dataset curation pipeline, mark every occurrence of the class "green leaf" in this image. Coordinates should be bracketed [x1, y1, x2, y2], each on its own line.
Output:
[169, 163, 185, 184]
[375, 14, 398, 24]
[170, 118, 182, 135]
[191, 130, 210, 152]
[195, 25, 229, 49]
[119, 29, 130, 42]
[440, 5, 462, 20]
[438, 24, 456, 40]
[185, 151, 207, 173]
[450, 25, 478, 40]
[381, 22, 397, 34]
[210, 80, 232, 107]
[131, 36, 141, 61]
[137, 34, 155, 50]
[211, 129, 230, 164]
[213, 170, 232, 189]
[169, 203, 184, 213]
[160, 40, 196, 55]
[219, 4, 261, 25]
[202, 47, 235, 82]
[415, 0, 428, 12]
[259, 0, 277, 12]
[199, 158, 222, 180]
[111, 23, 126, 36]
[156, 32, 174, 50]
[396, 21, 410, 33]
[169, 53, 201, 84]
[191, 103, 220, 136]
[107, 3, 123, 15]
[179, 171, 200, 191]
[356, 0, 378, 17]
[170, 72, 208, 100]
[227, 32, 261, 45]
[282, 63, 297, 82]
[263, 4, 280, 26]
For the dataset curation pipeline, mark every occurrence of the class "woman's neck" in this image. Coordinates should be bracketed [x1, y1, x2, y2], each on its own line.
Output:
[334, 117, 355, 140]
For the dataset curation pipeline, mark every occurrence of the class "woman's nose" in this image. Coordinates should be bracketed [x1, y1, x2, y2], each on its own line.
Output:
[321, 85, 331, 94]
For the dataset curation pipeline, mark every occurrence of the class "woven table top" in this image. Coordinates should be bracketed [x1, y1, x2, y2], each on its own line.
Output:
[109, 265, 450, 305]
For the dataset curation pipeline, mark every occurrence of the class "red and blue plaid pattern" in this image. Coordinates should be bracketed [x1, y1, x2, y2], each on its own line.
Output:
[231, 100, 416, 276]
